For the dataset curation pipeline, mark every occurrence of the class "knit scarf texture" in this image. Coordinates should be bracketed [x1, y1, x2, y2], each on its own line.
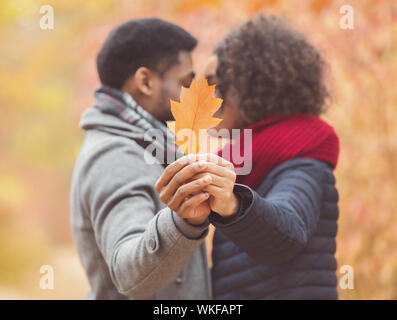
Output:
[217, 113, 340, 190]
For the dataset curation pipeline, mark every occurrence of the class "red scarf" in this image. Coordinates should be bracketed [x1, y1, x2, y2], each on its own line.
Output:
[217, 113, 340, 190]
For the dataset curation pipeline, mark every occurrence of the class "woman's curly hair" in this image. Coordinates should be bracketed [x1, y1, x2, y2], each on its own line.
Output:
[214, 14, 330, 125]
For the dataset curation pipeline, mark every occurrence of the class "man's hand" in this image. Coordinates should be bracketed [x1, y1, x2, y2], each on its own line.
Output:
[155, 154, 213, 225]
[155, 154, 239, 222]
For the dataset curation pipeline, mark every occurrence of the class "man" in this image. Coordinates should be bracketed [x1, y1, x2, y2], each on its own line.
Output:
[70, 18, 241, 299]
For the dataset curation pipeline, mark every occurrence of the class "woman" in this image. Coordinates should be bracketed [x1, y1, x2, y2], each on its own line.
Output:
[202, 14, 340, 299]
[156, 13, 340, 300]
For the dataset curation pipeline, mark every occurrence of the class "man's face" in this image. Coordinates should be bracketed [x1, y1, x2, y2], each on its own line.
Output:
[152, 50, 195, 123]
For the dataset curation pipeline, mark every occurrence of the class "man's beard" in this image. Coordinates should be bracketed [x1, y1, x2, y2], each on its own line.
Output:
[155, 85, 175, 124]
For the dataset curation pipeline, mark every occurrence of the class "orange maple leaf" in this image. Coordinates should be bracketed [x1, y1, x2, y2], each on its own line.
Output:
[166, 77, 223, 154]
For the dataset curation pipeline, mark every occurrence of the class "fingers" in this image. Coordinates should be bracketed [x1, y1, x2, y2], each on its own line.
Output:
[189, 172, 229, 188]
[159, 160, 211, 204]
[167, 175, 213, 211]
[160, 162, 235, 204]
[180, 163, 236, 182]
[203, 184, 232, 200]
[200, 162, 236, 183]
[193, 153, 233, 169]
[178, 192, 210, 219]
[155, 153, 234, 193]
[155, 154, 195, 193]
[155, 152, 236, 216]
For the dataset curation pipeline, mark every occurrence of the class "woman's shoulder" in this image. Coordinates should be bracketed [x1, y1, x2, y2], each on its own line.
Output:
[269, 157, 333, 176]
[255, 157, 337, 195]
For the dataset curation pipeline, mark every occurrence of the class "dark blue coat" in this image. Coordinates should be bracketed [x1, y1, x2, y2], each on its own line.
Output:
[208, 158, 339, 299]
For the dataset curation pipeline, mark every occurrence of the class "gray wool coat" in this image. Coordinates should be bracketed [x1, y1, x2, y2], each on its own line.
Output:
[70, 107, 218, 299]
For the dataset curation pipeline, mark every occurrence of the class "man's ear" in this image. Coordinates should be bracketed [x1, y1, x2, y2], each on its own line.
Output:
[133, 67, 155, 97]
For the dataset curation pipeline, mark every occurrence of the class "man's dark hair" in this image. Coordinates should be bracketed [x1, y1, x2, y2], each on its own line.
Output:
[214, 14, 329, 125]
[97, 18, 197, 89]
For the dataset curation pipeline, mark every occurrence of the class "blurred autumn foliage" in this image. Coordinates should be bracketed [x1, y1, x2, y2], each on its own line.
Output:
[0, 0, 396, 299]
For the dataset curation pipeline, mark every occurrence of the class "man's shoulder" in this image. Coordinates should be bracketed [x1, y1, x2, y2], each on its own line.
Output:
[81, 128, 139, 157]
[78, 128, 157, 167]
[72, 128, 164, 186]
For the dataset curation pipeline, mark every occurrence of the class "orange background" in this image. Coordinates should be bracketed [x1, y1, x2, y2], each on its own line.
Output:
[0, 0, 396, 299]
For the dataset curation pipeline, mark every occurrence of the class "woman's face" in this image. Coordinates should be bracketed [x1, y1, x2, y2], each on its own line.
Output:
[202, 55, 245, 135]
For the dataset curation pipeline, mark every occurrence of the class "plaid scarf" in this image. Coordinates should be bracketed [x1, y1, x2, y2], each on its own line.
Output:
[93, 84, 182, 166]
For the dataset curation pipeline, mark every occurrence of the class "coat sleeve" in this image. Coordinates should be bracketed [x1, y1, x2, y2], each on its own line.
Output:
[77, 138, 209, 299]
[209, 160, 329, 264]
